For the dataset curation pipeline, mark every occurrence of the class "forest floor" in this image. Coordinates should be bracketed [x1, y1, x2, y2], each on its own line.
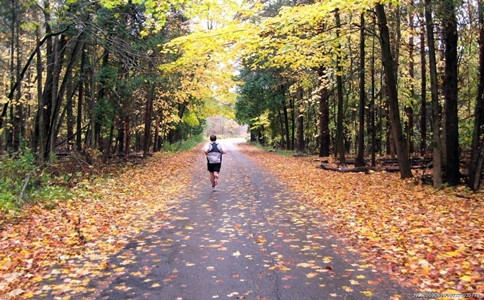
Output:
[0, 140, 482, 299]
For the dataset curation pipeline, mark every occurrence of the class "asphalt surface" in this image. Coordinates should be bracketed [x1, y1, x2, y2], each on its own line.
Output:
[85, 140, 409, 299]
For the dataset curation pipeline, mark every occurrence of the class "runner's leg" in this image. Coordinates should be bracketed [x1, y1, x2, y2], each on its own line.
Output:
[214, 172, 219, 186]
[209, 172, 215, 187]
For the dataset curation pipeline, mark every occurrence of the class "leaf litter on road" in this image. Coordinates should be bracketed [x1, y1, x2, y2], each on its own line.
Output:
[0, 150, 199, 298]
[241, 144, 484, 295]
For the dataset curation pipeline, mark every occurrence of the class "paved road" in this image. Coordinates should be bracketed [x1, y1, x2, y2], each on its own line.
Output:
[86, 140, 408, 299]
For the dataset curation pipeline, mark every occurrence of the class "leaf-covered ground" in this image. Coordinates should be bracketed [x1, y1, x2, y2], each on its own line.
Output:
[0, 150, 197, 299]
[240, 145, 484, 296]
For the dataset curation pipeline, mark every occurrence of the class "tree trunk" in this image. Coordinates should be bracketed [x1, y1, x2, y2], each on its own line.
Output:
[77, 42, 87, 151]
[335, 9, 345, 165]
[7, 0, 16, 152]
[356, 12, 366, 167]
[375, 3, 412, 178]
[296, 88, 304, 152]
[290, 97, 295, 150]
[283, 101, 290, 150]
[420, 10, 427, 157]
[66, 77, 74, 150]
[425, 0, 443, 188]
[278, 109, 285, 149]
[153, 113, 160, 152]
[406, 4, 415, 155]
[13, 0, 22, 152]
[143, 82, 155, 157]
[469, 0, 484, 190]
[442, 0, 460, 186]
[318, 66, 330, 157]
[34, 26, 43, 157]
[369, 13, 376, 167]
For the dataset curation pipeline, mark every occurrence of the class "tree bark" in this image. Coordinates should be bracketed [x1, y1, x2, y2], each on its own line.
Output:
[442, 0, 460, 186]
[425, 0, 443, 188]
[369, 13, 376, 167]
[356, 12, 366, 167]
[406, 4, 415, 155]
[318, 66, 330, 157]
[77, 42, 87, 151]
[375, 4, 413, 178]
[278, 109, 285, 149]
[335, 9, 345, 165]
[290, 97, 295, 150]
[143, 81, 155, 157]
[420, 9, 427, 157]
[283, 100, 290, 150]
[296, 87, 304, 153]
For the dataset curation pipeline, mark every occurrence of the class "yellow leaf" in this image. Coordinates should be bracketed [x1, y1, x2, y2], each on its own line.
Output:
[296, 262, 312, 268]
[361, 291, 373, 297]
[342, 286, 353, 292]
[306, 272, 318, 278]
[460, 275, 471, 282]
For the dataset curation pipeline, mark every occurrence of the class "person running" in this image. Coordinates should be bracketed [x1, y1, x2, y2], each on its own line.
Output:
[204, 135, 226, 188]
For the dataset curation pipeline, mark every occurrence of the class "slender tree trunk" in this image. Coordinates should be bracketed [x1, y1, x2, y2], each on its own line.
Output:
[318, 66, 330, 157]
[76, 42, 87, 151]
[469, 0, 484, 190]
[290, 97, 295, 150]
[406, 4, 415, 155]
[425, 0, 443, 188]
[335, 9, 345, 165]
[7, 0, 16, 152]
[34, 26, 43, 157]
[442, 0, 460, 186]
[370, 14, 376, 166]
[278, 110, 285, 149]
[296, 88, 304, 153]
[420, 10, 427, 157]
[13, 0, 22, 152]
[356, 12, 366, 167]
[283, 101, 290, 150]
[89, 42, 97, 148]
[153, 113, 160, 152]
[143, 82, 155, 157]
[117, 116, 125, 155]
[376, 3, 412, 178]
[124, 115, 130, 155]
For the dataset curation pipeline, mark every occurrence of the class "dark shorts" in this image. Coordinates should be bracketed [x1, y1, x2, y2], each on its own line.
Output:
[207, 163, 221, 173]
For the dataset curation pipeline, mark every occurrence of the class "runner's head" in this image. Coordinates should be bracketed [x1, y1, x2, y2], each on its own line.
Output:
[210, 135, 217, 142]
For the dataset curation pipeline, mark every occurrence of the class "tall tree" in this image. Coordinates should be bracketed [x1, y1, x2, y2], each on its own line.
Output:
[296, 87, 304, 152]
[406, 3, 415, 155]
[419, 9, 427, 157]
[425, 0, 443, 188]
[355, 12, 366, 167]
[318, 66, 330, 157]
[375, 3, 412, 178]
[335, 9, 345, 165]
[442, 0, 460, 186]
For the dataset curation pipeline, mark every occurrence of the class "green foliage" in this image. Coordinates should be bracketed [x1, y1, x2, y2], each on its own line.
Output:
[162, 134, 204, 152]
[0, 150, 71, 214]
